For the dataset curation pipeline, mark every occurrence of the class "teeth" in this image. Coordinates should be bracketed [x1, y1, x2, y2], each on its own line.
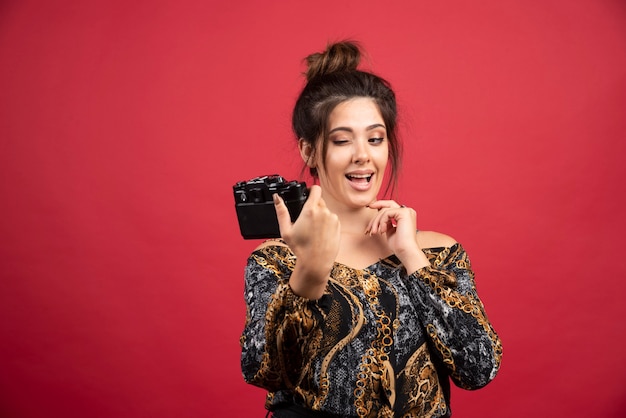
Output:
[346, 174, 373, 182]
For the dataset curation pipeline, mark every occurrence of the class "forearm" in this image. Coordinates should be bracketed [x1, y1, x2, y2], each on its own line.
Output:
[403, 245, 502, 388]
[410, 267, 501, 388]
[242, 276, 324, 390]
[241, 249, 328, 389]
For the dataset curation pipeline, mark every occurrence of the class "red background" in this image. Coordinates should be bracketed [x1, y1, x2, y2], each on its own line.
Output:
[1, 1, 625, 417]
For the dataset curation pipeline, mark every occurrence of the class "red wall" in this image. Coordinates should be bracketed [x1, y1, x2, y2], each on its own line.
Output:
[1, 1, 625, 417]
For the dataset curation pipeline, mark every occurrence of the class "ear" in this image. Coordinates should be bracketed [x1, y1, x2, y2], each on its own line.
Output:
[298, 139, 316, 168]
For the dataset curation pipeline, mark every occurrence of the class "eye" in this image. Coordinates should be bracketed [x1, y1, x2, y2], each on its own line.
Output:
[369, 137, 385, 144]
[331, 138, 350, 145]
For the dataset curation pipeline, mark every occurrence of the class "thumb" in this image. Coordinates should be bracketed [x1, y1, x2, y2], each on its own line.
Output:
[273, 193, 292, 236]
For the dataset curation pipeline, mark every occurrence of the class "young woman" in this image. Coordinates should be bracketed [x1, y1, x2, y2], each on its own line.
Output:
[240, 41, 502, 418]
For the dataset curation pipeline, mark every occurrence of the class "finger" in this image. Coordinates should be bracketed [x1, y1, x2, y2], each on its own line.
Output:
[371, 208, 407, 234]
[273, 193, 292, 235]
[304, 185, 322, 207]
[367, 208, 393, 234]
[377, 211, 397, 234]
[368, 200, 403, 210]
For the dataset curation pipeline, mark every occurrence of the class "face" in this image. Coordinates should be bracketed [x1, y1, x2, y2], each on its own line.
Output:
[304, 97, 389, 211]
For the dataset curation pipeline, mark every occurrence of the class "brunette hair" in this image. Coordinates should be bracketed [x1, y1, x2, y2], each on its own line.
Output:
[292, 41, 402, 197]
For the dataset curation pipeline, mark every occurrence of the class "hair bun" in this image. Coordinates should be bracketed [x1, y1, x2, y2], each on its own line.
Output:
[304, 41, 361, 81]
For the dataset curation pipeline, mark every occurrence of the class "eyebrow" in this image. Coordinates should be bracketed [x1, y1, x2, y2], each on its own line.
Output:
[328, 123, 386, 134]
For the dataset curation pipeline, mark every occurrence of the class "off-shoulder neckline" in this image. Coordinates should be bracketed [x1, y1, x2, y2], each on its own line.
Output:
[253, 242, 461, 273]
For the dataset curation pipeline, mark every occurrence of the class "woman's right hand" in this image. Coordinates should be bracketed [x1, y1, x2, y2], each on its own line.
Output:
[274, 185, 340, 299]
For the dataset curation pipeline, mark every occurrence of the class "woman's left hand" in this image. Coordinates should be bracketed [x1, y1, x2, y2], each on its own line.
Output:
[366, 200, 430, 273]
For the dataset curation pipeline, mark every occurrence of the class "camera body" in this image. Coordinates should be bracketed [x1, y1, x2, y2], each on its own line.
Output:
[234, 175, 308, 239]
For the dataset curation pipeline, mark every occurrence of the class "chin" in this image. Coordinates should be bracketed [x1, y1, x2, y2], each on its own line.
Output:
[348, 193, 377, 208]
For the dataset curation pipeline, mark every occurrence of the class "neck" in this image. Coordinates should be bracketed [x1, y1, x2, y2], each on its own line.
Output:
[328, 203, 377, 235]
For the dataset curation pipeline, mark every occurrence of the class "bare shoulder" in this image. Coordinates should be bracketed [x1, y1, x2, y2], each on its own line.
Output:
[416, 230, 458, 249]
[253, 239, 289, 252]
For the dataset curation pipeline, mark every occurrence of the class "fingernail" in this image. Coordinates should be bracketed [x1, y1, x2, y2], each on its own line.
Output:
[273, 194, 279, 204]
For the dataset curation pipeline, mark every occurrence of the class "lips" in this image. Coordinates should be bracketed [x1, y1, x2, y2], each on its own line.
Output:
[345, 172, 374, 191]
[345, 173, 373, 183]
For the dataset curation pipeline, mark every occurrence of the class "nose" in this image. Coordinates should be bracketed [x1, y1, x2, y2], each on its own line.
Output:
[353, 139, 370, 164]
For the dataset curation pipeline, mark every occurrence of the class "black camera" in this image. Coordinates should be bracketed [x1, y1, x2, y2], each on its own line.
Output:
[233, 175, 308, 239]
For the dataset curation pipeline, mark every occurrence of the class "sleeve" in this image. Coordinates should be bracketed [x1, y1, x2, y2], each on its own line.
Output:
[240, 246, 328, 392]
[402, 243, 502, 389]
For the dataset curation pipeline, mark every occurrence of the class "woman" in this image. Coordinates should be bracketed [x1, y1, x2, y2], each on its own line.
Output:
[240, 41, 502, 418]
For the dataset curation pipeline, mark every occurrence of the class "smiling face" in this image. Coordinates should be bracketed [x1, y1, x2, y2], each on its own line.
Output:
[302, 97, 389, 211]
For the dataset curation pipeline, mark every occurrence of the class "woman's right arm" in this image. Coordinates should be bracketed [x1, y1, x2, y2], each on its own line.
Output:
[274, 185, 340, 299]
[240, 246, 329, 391]
[241, 185, 339, 390]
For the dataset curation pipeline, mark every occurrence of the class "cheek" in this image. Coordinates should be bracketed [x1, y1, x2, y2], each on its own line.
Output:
[376, 148, 389, 167]
[323, 149, 348, 171]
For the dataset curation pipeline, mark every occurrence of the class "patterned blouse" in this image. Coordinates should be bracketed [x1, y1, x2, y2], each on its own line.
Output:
[240, 241, 502, 417]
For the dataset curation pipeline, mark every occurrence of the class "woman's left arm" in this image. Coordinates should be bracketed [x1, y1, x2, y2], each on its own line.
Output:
[403, 243, 502, 389]
[367, 201, 502, 388]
